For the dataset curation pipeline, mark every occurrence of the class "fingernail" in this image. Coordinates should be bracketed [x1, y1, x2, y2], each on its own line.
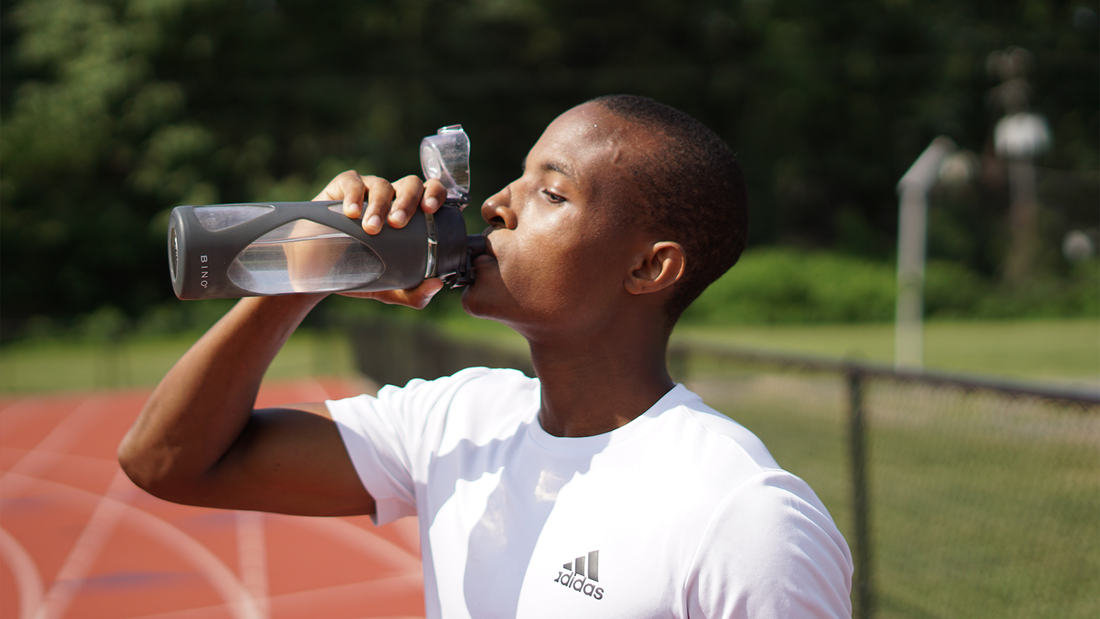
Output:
[425, 196, 439, 211]
[391, 211, 407, 226]
[366, 215, 382, 232]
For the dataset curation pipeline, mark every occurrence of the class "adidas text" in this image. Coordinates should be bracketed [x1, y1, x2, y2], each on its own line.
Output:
[553, 571, 604, 600]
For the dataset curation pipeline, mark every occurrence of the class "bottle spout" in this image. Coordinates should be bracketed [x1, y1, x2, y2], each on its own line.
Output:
[440, 234, 487, 288]
[465, 234, 487, 260]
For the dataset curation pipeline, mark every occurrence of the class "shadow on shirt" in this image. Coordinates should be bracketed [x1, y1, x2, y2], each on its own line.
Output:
[417, 420, 607, 617]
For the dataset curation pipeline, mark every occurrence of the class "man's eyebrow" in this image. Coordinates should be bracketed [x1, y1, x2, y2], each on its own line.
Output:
[542, 159, 576, 180]
[520, 157, 577, 180]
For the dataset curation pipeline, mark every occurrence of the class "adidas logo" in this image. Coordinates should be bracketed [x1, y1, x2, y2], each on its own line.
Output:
[553, 550, 604, 600]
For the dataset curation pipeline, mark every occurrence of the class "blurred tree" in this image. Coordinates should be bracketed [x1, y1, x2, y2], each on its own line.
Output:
[1, 0, 1096, 328]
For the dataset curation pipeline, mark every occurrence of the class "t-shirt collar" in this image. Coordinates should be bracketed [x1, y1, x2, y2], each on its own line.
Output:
[527, 383, 691, 452]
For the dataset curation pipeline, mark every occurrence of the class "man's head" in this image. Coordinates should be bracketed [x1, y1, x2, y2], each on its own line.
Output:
[587, 95, 749, 324]
[465, 96, 747, 337]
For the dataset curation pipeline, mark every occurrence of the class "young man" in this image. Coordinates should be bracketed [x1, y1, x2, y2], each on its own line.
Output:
[119, 95, 853, 617]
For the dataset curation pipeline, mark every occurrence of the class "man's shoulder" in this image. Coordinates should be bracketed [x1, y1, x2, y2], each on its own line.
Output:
[647, 385, 781, 473]
[374, 366, 537, 408]
[382, 366, 540, 441]
[396, 366, 535, 392]
[331, 366, 538, 434]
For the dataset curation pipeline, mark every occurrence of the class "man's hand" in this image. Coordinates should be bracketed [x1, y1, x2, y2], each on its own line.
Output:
[312, 170, 448, 308]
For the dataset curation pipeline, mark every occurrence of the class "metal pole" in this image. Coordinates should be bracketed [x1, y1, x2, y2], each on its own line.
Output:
[895, 184, 928, 370]
[848, 369, 874, 619]
[895, 137, 956, 370]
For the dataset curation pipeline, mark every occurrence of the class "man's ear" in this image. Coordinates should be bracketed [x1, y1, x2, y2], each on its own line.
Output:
[626, 241, 685, 295]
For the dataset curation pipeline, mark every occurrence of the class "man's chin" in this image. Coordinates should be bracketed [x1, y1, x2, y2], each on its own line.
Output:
[459, 285, 491, 319]
[460, 284, 510, 323]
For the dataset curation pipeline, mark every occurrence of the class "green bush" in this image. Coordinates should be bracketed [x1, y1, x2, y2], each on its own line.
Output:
[683, 248, 896, 324]
[682, 248, 1099, 325]
[973, 258, 1100, 319]
[922, 259, 988, 318]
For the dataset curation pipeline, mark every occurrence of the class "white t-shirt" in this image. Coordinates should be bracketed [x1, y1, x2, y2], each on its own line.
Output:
[328, 367, 853, 618]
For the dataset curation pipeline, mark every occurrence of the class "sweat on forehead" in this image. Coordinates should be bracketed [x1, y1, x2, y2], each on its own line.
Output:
[557, 103, 650, 143]
[561, 105, 661, 171]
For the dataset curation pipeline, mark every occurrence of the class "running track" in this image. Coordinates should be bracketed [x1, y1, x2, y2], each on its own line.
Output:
[0, 379, 425, 619]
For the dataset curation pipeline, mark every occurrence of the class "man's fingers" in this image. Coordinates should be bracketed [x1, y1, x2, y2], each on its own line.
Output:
[361, 176, 396, 235]
[313, 170, 367, 218]
[391, 278, 445, 309]
[387, 177, 448, 228]
[388, 175, 427, 228]
[316, 171, 443, 236]
[340, 278, 444, 309]
[422, 178, 447, 214]
[341, 173, 369, 219]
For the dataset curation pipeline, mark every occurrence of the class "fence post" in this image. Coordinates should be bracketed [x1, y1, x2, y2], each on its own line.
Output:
[847, 368, 874, 619]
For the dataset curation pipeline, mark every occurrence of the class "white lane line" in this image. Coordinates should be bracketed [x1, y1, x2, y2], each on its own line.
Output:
[235, 511, 269, 619]
[0, 396, 46, 438]
[237, 572, 423, 618]
[383, 515, 422, 559]
[277, 515, 422, 570]
[0, 447, 117, 468]
[0, 395, 108, 497]
[33, 470, 132, 619]
[0, 526, 45, 619]
[122, 569, 422, 619]
[5, 471, 263, 619]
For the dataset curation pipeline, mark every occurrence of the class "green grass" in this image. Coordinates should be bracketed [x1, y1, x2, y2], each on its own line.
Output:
[672, 318, 1100, 387]
[0, 329, 356, 394]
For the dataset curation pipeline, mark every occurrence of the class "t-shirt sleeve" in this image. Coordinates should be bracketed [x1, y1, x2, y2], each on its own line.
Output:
[326, 384, 422, 525]
[686, 471, 854, 619]
[325, 367, 532, 526]
[324, 369, 481, 525]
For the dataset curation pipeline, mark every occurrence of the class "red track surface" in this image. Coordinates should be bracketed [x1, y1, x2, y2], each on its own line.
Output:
[0, 379, 426, 619]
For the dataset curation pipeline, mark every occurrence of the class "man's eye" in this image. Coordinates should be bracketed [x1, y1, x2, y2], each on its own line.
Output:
[542, 190, 565, 204]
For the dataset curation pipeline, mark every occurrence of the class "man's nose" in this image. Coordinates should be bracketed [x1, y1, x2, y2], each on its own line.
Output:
[481, 185, 517, 230]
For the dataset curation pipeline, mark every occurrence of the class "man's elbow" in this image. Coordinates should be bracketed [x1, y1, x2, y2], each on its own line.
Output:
[118, 434, 162, 494]
[117, 433, 195, 504]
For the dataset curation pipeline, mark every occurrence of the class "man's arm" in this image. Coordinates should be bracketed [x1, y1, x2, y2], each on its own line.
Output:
[118, 172, 445, 516]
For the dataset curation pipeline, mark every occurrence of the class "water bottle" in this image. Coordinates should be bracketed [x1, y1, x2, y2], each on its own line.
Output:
[167, 125, 486, 300]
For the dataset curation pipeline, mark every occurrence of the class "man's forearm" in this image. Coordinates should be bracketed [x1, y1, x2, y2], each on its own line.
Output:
[118, 294, 324, 500]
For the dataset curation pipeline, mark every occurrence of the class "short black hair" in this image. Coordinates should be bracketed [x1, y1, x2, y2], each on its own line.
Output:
[589, 94, 749, 326]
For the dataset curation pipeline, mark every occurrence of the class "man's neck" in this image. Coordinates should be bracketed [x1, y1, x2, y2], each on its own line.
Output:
[526, 328, 674, 438]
